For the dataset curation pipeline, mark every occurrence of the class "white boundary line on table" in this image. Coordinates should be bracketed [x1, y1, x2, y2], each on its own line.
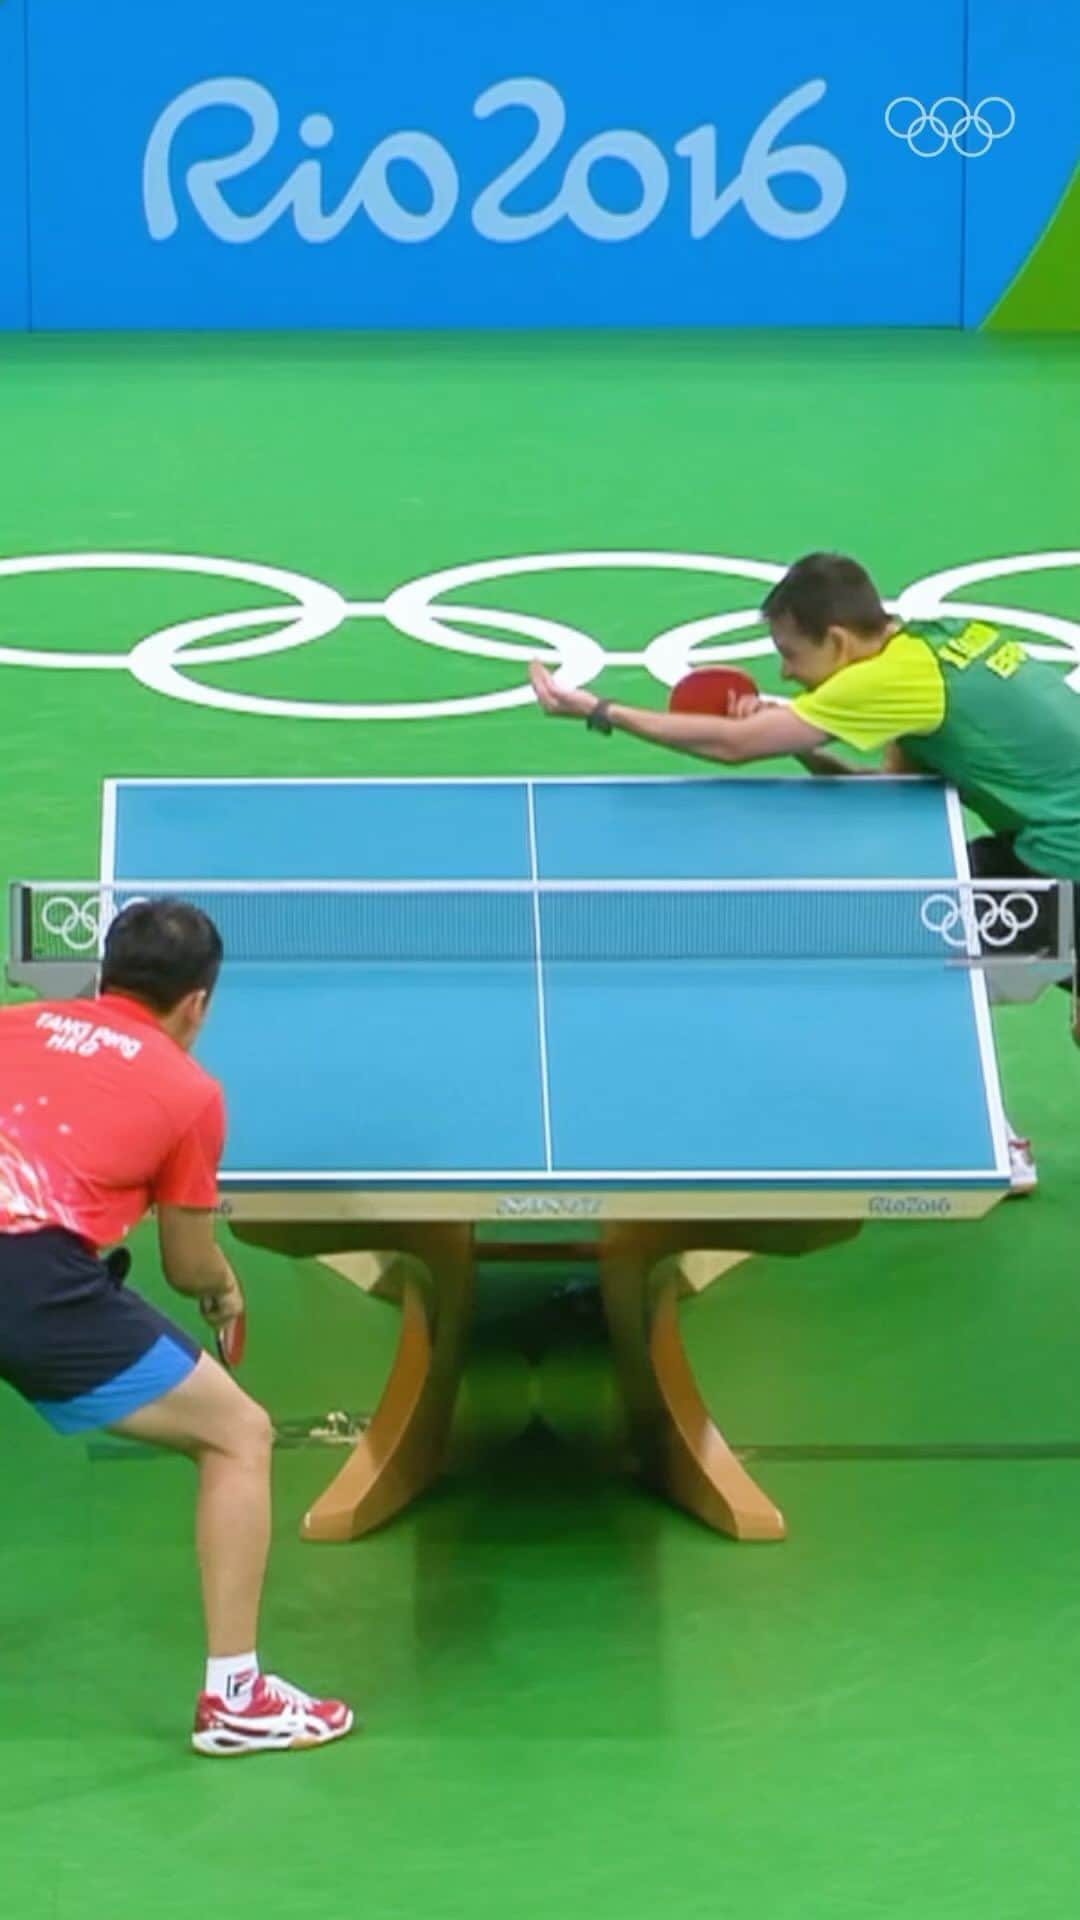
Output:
[39, 875, 1059, 897]
[99, 780, 117, 896]
[95, 781, 119, 967]
[107, 774, 936, 790]
[216, 1166, 1004, 1185]
[944, 789, 1012, 1180]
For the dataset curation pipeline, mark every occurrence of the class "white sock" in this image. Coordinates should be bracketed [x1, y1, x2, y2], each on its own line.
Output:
[205, 1653, 259, 1706]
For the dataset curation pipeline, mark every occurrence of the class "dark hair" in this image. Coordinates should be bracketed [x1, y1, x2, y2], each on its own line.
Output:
[100, 898, 223, 1014]
[761, 553, 889, 642]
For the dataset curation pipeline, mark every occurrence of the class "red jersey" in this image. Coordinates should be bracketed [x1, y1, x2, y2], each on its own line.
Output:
[0, 992, 225, 1250]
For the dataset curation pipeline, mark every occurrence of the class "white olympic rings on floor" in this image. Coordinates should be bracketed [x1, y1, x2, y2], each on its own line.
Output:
[0, 546, 1078, 721]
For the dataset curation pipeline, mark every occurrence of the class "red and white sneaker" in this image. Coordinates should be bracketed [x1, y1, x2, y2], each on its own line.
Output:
[192, 1673, 355, 1757]
[1007, 1136, 1038, 1197]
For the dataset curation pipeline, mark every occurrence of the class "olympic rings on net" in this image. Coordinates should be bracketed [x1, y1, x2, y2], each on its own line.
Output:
[920, 890, 1041, 951]
[39, 890, 152, 952]
[41, 894, 110, 953]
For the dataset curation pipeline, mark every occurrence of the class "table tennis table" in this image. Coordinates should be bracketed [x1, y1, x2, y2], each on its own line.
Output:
[16, 774, 1014, 1544]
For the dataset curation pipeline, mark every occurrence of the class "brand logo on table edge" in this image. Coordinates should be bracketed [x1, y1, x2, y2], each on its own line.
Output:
[867, 1195, 953, 1216]
[496, 1194, 603, 1217]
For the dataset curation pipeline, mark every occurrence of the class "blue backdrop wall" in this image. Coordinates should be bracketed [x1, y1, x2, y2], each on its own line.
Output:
[1, 0, 1075, 330]
[0, 0, 28, 329]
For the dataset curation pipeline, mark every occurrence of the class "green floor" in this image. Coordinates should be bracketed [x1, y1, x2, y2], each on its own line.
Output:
[2, 330, 1080, 1918]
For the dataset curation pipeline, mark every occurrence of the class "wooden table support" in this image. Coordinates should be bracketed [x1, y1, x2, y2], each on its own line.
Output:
[597, 1220, 858, 1541]
[232, 1221, 474, 1542]
[231, 1216, 861, 1544]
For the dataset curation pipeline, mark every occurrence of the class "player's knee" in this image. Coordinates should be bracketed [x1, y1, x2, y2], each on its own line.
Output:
[226, 1395, 274, 1467]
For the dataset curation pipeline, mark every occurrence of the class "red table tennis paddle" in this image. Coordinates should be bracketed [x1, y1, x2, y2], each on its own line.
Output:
[216, 1312, 247, 1371]
[669, 666, 759, 716]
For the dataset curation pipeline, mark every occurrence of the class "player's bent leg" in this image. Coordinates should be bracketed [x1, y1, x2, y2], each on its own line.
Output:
[110, 1354, 274, 1656]
[111, 1358, 355, 1758]
[0, 1234, 351, 1752]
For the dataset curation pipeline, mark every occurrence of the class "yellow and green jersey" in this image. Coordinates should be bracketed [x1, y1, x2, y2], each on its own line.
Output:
[792, 619, 1080, 878]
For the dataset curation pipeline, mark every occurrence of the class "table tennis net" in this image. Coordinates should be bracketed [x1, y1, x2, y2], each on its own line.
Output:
[10, 878, 1073, 967]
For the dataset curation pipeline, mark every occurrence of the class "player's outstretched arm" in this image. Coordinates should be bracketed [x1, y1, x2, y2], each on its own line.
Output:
[797, 747, 870, 777]
[799, 739, 918, 779]
[528, 660, 828, 765]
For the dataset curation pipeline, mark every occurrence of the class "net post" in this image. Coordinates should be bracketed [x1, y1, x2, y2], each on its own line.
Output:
[5, 881, 30, 989]
[5, 881, 100, 1000]
[1056, 881, 1074, 973]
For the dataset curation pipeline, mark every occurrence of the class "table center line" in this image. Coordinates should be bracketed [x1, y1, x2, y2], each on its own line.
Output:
[525, 779, 555, 1174]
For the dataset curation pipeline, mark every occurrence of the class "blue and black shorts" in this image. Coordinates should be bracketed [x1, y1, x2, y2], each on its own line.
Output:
[0, 1229, 200, 1434]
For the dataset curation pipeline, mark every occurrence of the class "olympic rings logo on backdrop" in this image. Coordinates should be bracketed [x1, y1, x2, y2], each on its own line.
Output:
[0, 546, 1078, 723]
[884, 96, 1015, 158]
[919, 890, 1041, 952]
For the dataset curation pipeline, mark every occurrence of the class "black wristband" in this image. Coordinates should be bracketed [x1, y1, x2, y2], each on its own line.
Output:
[586, 700, 614, 735]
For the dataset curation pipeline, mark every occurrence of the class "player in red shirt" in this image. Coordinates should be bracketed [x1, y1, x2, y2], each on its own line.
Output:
[0, 899, 354, 1757]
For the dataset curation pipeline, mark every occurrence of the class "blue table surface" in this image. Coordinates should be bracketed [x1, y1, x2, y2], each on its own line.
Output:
[106, 778, 1005, 1186]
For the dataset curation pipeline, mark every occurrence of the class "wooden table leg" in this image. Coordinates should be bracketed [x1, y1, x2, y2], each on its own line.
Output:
[599, 1220, 861, 1542]
[230, 1222, 474, 1542]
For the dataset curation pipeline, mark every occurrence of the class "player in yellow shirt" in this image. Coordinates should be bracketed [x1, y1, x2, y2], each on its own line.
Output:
[530, 552, 1080, 1192]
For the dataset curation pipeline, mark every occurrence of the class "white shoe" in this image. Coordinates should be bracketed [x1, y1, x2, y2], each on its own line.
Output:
[192, 1672, 355, 1757]
[1007, 1136, 1038, 1197]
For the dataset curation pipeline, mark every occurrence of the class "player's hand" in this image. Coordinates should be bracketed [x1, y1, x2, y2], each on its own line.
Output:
[199, 1273, 245, 1339]
[529, 659, 598, 720]
[730, 693, 764, 719]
